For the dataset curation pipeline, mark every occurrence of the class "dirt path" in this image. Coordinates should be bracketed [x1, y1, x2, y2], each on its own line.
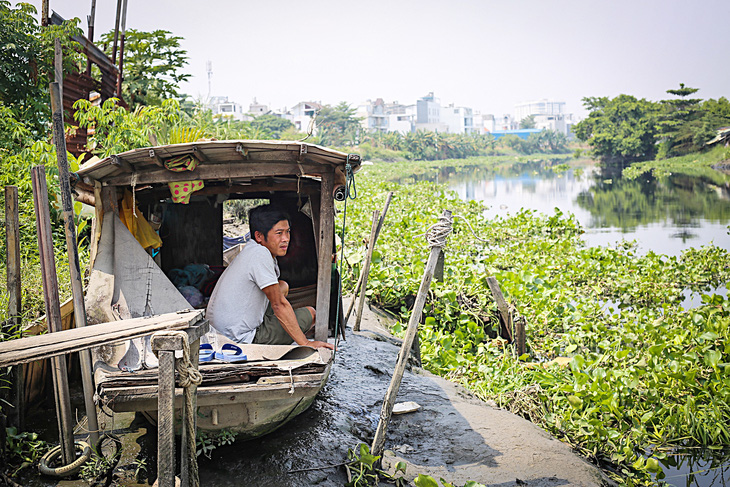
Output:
[349, 299, 611, 487]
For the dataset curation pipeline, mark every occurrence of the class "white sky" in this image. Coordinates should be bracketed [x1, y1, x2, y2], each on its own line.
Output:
[16, 0, 730, 118]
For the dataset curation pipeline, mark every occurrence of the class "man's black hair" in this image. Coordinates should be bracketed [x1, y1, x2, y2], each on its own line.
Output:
[249, 204, 290, 240]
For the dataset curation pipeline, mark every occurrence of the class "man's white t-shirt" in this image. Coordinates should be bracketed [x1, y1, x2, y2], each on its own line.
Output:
[206, 240, 279, 343]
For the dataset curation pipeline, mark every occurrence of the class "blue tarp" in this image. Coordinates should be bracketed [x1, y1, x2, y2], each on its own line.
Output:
[223, 233, 250, 251]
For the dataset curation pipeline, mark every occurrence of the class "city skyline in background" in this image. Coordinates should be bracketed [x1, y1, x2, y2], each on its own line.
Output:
[15, 0, 730, 121]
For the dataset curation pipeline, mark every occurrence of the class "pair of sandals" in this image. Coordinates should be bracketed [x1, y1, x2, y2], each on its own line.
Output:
[199, 343, 247, 363]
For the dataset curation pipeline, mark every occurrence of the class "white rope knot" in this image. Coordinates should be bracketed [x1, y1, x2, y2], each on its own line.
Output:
[426, 213, 453, 249]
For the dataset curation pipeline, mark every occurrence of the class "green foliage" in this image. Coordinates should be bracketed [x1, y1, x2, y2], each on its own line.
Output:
[345, 444, 407, 487]
[251, 114, 295, 139]
[99, 29, 190, 109]
[3, 427, 49, 476]
[340, 160, 730, 483]
[519, 114, 536, 129]
[195, 429, 235, 459]
[317, 102, 362, 147]
[497, 130, 568, 155]
[573, 94, 661, 164]
[0, 1, 83, 138]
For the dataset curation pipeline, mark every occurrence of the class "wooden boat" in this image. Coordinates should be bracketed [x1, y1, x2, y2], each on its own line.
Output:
[76, 140, 360, 438]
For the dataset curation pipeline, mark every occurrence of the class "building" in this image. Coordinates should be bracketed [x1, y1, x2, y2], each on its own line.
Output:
[514, 99, 566, 122]
[356, 98, 388, 133]
[248, 98, 269, 116]
[415, 92, 447, 132]
[208, 96, 249, 121]
[441, 104, 475, 134]
[283, 101, 322, 132]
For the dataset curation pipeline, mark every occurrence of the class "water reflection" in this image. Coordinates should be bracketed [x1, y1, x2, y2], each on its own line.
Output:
[443, 160, 730, 256]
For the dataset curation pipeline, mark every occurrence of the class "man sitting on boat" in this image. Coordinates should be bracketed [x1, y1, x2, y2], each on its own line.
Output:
[207, 204, 334, 350]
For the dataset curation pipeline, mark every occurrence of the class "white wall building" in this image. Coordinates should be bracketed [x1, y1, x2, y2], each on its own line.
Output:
[514, 99, 566, 122]
[441, 104, 475, 134]
[208, 96, 249, 121]
[356, 98, 388, 133]
[283, 101, 322, 133]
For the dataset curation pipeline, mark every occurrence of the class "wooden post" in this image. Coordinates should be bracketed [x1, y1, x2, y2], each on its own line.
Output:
[180, 339, 199, 487]
[345, 191, 393, 323]
[115, 0, 129, 97]
[111, 0, 123, 63]
[156, 350, 176, 487]
[486, 276, 512, 342]
[30, 166, 76, 465]
[434, 250, 445, 282]
[4, 186, 24, 430]
[314, 169, 335, 342]
[41, 0, 48, 26]
[353, 210, 380, 332]
[371, 210, 451, 458]
[86, 0, 97, 75]
[50, 81, 100, 448]
[515, 316, 526, 357]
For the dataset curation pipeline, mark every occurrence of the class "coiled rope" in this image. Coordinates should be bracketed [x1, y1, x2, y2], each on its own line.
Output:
[425, 212, 453, 249]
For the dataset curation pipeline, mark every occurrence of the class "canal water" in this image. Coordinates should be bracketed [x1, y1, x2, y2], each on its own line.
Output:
[441, 158, 730, 487]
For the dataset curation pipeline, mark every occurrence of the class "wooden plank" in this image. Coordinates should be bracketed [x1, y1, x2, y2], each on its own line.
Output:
[314, 169, 335, 342]
[4, 186, 24, 430]
[31, 165, 75, 464]
[0, 311, 205, 368]
[103, 162, 323, 187]
[157, 350, 176, 487]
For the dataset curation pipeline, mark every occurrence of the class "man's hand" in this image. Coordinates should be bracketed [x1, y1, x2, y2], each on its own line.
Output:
[308, 340, 334, 350]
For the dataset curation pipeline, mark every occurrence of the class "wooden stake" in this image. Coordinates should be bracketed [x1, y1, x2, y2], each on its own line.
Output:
[354, 210, 380, 332]
[50, 82, 100, 447]
[486, 276, 512, 342]
[4, 186, 24, 430]
[31, 167, 75, 465]
[346, 191, 393, 323]
[371, 210, 451, 458]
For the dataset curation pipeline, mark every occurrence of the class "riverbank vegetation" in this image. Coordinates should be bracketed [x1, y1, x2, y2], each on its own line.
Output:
[574, 85, 730, 164]
[339, 157, 730, 484]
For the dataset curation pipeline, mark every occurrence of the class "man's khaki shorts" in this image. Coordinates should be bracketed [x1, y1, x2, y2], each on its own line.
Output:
[252, 303, 313, 345]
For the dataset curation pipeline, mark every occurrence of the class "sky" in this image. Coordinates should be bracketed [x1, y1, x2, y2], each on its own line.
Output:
[15, 0, 730, 119]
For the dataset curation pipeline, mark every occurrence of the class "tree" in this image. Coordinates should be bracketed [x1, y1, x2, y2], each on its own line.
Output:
[250, 114, 294, 139]
[657, 83, 704, 157]
[316, 102, 362, 147]
[99, 29, 190, 108]
[0, 1, 83, 140]
[573, 95, 661, 164]
[519, 115, 536, 129]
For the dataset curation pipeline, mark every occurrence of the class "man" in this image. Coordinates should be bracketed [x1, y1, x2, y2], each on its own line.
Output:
[207, 204, 333, 349]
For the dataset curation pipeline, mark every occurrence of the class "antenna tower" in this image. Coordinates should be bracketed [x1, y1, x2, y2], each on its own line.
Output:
[206, 60, 213, 98]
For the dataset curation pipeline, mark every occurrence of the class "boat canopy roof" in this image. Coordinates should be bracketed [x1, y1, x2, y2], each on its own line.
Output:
[77, 140, 361, 189]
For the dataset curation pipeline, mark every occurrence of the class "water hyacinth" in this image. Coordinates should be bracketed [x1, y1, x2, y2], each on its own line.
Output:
[339, 161, 730, 484]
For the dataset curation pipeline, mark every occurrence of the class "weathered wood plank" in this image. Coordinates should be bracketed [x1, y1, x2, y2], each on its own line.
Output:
[103, 162, 323, 187]
[0, 311, 205, 368]
[314, 169, 335, 342]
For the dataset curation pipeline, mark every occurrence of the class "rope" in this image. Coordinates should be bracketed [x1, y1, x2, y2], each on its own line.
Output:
[333, 160, 358, 352]
[425, 213, 453, 249]
[452, 214, 489, 243]
[152, 330, 202, 487]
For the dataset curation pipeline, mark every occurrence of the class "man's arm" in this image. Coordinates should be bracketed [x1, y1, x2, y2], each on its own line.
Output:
[261, 283, 333, 349]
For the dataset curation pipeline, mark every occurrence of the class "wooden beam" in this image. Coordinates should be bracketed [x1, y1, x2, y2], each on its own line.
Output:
[314, 169, 335, 342]
[103, 162, 323, 187]
[148, 149, 165, 168]
[0, 311, 205, 368]
[4, 186, 24, 430]
[111, 155, 134, 173]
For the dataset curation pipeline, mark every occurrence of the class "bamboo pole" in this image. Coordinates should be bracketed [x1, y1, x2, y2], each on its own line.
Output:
[4, 186, 24, 430]
[371, 210, 452, 458]
[50, 82, 100, 448]
[353, 210, 380, 332]
[345, 192, 393, 323]
[31, 167, 75, 465]
[86, 0, 96, 75]
[115, 0, 128, 97]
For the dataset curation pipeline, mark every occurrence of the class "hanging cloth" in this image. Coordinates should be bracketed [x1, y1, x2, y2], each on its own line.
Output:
[120, 190, 163, 250]
[165, 154, 204, 204]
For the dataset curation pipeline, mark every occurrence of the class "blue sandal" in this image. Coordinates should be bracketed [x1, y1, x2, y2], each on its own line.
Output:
[199, 343, 214, 363]
[214, 343, 247, 363]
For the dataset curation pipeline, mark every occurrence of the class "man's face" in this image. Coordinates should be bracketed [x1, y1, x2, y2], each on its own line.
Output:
[257, 220, 291, 257]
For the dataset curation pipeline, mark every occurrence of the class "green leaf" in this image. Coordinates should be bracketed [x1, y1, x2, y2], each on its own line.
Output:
[413, 474, 440, 487]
